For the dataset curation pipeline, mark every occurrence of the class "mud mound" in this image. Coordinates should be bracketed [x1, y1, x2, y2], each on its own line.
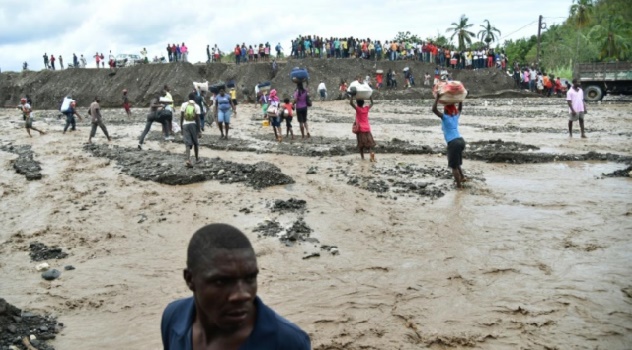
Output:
[468, 139, 540, 153]
[0, 143, 42, 180]
[29, 242, 68, 261]
[83, 144, 294, 188]
[603, 165, 632, 177]
[1, 59, 518, 109]
[154, 132, 439, 158]
[253, 219, 284, 238]
[0, 298, 61, 350]
[282, 218, 314, 243]
[335, 163, 456, 199]
[271, 198, 307, 213]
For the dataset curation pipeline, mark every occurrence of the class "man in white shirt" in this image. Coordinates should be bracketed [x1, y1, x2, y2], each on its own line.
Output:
[254, 83, 261, 107]
[566, 79, 588, 138]
[180, 92, 202, 167]
[317, 81, 327, 101]
[529, 67, 537, 92]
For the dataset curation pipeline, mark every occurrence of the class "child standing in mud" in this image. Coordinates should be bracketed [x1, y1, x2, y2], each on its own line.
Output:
[282, 98, 294, 140]
[432, 95, 466, 188]
[349, 96, 376, 162]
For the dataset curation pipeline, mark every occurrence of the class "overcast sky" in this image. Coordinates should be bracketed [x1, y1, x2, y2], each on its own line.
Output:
[0, 0, 572, 72]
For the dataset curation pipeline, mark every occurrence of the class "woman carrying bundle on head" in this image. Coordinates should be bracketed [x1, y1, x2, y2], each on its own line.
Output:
[349, 96, 376, 162]
[292, 82, 311, 139]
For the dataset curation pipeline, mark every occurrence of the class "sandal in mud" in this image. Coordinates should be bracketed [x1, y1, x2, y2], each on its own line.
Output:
[185, 161, 193, 168]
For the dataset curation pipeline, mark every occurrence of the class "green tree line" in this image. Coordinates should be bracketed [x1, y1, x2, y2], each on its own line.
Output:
[503, 0, 632, 76]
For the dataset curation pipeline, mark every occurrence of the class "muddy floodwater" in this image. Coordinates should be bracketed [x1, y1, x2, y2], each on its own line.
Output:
[0, 98, 631, 349]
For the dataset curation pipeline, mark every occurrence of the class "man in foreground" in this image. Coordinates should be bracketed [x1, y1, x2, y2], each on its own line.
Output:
[566, 79, 588, 138]
[161, 223, 311, 349]
[432, 95, 466, 188]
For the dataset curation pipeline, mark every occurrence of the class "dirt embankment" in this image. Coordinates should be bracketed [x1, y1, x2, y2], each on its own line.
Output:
[0, 59, 517, 109]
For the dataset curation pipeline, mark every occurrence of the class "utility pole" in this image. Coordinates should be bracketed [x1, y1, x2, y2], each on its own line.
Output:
[536, 15, 544, 67]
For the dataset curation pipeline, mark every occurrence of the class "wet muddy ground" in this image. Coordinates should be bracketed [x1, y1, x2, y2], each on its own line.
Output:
[0, 98, 631, 349]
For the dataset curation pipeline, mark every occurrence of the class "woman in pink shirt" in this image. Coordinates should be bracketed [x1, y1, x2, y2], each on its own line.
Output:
[349, 96, 376, 162]
[181, 43, 188, 62]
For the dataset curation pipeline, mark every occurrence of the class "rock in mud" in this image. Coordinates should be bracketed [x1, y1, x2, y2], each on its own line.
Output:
[29, 242, 68, 262]
[340, 163, 452, 199]
[83, 144, 294, 188]
[282, 218, 314, 243]
[603, 165, 632, 178]
[0, 144, 42, 180]
[271, 198, 307, 213]
[253, 220, 283, 238]
[466, 140, 632, 165]
[41, 269, 61, 281]
[0, 298, 60, 350]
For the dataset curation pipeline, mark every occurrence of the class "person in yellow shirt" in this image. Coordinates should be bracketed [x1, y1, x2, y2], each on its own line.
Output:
[341, 40, 348, 58]
[229, 87, 238, 112]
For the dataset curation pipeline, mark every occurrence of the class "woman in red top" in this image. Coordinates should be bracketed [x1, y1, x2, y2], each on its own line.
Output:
[349, 96, 376, 162]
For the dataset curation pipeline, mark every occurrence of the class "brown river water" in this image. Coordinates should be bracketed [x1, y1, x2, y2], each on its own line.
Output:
[0, 98, 631, 349]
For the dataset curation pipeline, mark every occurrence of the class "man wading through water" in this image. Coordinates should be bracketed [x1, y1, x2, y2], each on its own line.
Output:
[87, 96, 111, 144]
[161, 223, 311, 349]
[138, 93, 173, 149]
[180, 92, 201, 167]
[432, 95, 467, 188]
[18, 98, 46, 137]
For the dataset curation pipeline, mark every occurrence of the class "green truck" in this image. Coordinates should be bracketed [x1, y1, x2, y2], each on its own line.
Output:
[576, 62, 632, 101]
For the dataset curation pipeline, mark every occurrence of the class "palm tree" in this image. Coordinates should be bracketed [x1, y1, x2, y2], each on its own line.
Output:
[446, 15, 475, 50]
[477, 20, 502, 47]
[588, 15, 632, 60]
[569, 0, 595, 62]
[569, 0, 594, 28]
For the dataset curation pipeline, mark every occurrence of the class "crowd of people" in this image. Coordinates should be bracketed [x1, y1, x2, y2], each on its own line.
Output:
[286, 35, 508, 69]
[33, 36, 510, 71]
[225, 42, 280, 64]
[513, 63, 571, 97]
[166, 43, 190, 62]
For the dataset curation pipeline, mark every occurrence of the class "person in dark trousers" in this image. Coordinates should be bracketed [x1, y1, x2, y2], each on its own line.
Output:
[161, 223, 311, 350]
[63, 100, 83, 134]
[88, 96, 111, 144]
[180, 92, 201, 167]
[43, 53, 49, 69]
[138, 94, 172, 149]
[432, 95, 467, 188]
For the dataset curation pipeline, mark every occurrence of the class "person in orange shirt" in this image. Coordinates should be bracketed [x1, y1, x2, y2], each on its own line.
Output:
[543, 74, 553, 96]
[282, 98, 294, 139]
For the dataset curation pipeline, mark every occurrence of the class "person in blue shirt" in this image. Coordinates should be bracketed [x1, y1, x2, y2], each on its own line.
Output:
[432, 95, 466, 188]
[161, 223, 311, 350]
